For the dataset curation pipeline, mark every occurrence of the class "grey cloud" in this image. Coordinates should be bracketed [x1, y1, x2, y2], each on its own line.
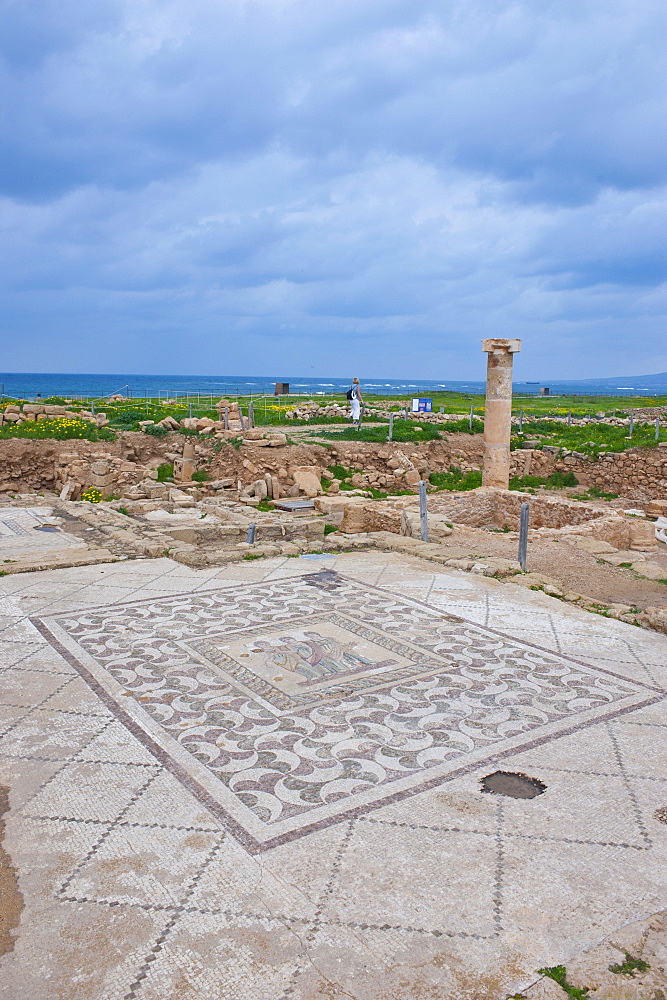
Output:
[0, 0, 665, 377]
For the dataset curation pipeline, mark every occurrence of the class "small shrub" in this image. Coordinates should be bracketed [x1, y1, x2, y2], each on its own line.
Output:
[609, 954, 649, 976]
[192, 470, 210, 483]
[80, 487, 103, 503]
[144, 423, 170, 437]
[429, 467, 482, 492]
[538, 966, 590, 999]
[156, 463, 174, 482]
[324, 524, 338, 535]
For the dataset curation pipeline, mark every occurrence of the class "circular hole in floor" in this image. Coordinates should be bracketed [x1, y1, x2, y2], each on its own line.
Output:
[480, 770, 546, 799]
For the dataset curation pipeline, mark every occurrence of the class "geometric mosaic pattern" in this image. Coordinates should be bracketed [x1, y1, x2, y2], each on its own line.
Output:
[33, 570, 660, 852]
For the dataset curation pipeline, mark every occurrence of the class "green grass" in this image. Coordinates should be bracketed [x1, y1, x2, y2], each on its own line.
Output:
[156, 463, 174, 483]
[537, 966, 589, 999]
[324, 524, 338, 535]
[586, 486, 619, 499]
[191, 470, 210, 483]
[513, 418, 666, 456]
[429, 467, 483, 491]
[608, 954, 649, 976]
[319, 421, 442, 443]
[509, 471, 579, 490]
[256, 500, 273, 511]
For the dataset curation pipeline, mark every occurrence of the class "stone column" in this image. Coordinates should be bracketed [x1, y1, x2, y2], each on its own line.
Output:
[481, 338, 521, 488]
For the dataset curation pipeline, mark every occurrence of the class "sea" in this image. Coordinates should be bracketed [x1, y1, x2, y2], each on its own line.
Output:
[1, 372, 666, 401]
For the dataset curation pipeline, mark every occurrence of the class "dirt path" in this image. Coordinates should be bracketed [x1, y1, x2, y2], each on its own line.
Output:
[439, 525, 667, 607]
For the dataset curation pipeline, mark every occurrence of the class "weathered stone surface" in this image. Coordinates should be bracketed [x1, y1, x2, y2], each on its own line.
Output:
[250, 478, 268, 499]
[638, 606, 667, 632]
[340, 501, 402, 534]
[293, 468, 322, 497]
[400, 509, 453, 542]
[633, 560, 667, 580]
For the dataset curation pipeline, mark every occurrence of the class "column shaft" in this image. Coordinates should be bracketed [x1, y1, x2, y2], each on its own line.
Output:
[481, 339, 521, 489]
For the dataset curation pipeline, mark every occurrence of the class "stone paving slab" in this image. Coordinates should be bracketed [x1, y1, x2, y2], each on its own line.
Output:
[0, 552, 665, 999]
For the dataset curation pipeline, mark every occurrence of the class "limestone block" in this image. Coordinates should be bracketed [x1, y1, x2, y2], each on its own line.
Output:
[23, 404, 45, 414]
[250, 478, 268, 499]
[143, 483, 169, 500]
[638, 607, 667, 633]
[162, 524, 197, 545]
[340, 501, 402, 534]
[4, 404, 20, 413]
[634, 561, 667, 580]
[404, 469, 421, 487]
[243, 438, 270, 447]
[243, 428, 263, 440]
[271, 476, 281, 500]
[157, 416, 179, 430]
[267, 433, 287, 446]
[196, 417, 216, 429]
[628, 518, 659, 550]
[3, 412, 20, 422]
[401, 510, 453, 541]
[180, 417, 199, 430]
[173, 458, 195, 483]
[90, 461, 111, 476]
[566, 536, 618, 554]
[293, 469, 322, 497]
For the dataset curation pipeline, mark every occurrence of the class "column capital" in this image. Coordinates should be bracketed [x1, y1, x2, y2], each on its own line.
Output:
[481, 338, 521, 354]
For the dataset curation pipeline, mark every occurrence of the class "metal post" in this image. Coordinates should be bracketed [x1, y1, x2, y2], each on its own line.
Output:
[518, 502, 529, 571]
[404, 406, 409, 420]
[629, 415, 634, 436]
[188, 403, 193, 418]
[656, 417, 661, 443]
[388, 413, 394, 442]
[224, 407, 229, 430]
[419, 480, 429, 542]
[239, 409, 246, 432]
[91, 402, 95, 415]
[247, 524, 256, 545]
[469, 405, 473, 431]
[440, 406, 444, 413]
[567, 411, 572, 427]
[248, 401, 254, 428]
[519, 408, 523, 433]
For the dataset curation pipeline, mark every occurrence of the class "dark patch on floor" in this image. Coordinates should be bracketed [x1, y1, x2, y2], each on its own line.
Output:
[0, 785, 24, 956]
[480, 770, 547, 799]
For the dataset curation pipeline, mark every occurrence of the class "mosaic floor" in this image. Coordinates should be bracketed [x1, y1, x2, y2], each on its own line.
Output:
[0, 506, 85, 556]
[1, 552, 665, 999]
[33, 570, 659, 852]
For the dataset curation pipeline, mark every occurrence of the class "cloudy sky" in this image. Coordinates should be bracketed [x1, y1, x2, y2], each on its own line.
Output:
[1, 0, 666, 379]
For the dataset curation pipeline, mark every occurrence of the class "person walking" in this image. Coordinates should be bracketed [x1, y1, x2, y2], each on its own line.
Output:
[348, 378, 363, 424]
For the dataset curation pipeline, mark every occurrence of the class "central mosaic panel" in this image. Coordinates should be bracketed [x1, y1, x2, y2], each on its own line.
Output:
[35, 571, 657, 852]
